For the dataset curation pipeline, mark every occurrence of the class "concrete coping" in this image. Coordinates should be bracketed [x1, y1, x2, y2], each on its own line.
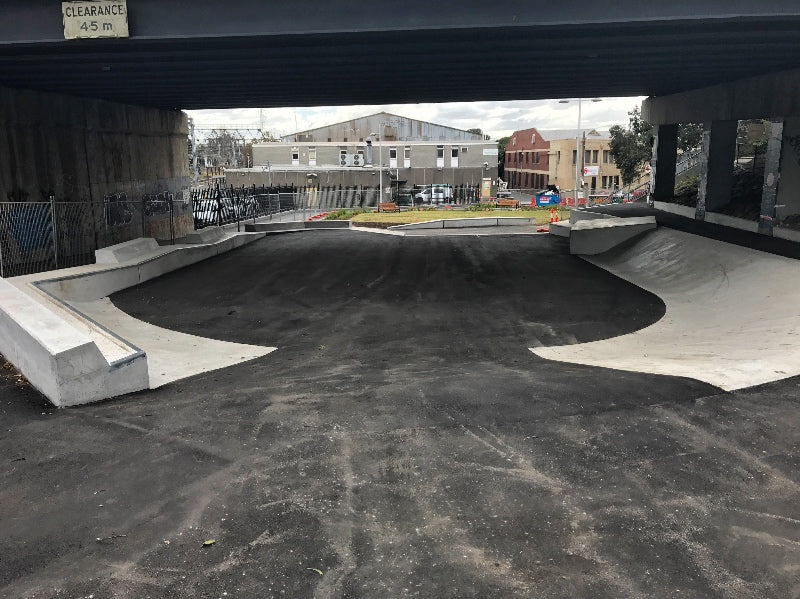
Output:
[571, 216, 657, 230]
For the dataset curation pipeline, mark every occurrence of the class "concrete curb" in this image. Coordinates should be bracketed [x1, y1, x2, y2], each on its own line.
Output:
[244, 220, 351, 232]
[388, 217, 536, 231]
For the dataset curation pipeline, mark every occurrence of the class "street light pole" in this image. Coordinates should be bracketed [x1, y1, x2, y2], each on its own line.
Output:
[369, 132, 383, 208]
[559, 98, 601, 207]
[575, 98, 582, 205]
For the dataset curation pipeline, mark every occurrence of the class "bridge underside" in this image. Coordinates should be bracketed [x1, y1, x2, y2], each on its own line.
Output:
[1, 2, 800, 108]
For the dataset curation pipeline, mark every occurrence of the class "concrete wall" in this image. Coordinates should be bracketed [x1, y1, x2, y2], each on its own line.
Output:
[777, 117, 800, 220]
[0, 86, 192, 239]
[643, 68, 800, 126]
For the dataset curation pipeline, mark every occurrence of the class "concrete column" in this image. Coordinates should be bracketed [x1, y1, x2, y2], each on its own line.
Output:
[696, 120, 737, 219]
[759, 119, 785, 235]
[651, 124, 678, 203]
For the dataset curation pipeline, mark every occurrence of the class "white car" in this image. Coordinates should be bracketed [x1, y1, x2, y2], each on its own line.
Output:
[415, 185, 453, 204]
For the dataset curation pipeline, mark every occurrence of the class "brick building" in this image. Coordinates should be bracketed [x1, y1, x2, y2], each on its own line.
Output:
[504, 127, 622, 195]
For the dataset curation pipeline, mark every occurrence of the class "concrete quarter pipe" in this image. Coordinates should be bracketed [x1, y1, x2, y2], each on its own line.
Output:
[533, 227, 800, 391]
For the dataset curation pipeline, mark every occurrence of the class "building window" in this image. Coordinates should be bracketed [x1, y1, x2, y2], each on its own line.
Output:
[390, 147, 397, 168]
[603, 150, 611, 164]
[437, 145, 444, 168]
[572, 149, 577, 165]
[308, 147, 316, 166]
[451, 147, 459, 167]
[592, 150, 599, 164]
[461, 147, 468, 153]
[531, 133, 536, 143]
[404, 146, 411, 168]
[292, 148, 299, 166]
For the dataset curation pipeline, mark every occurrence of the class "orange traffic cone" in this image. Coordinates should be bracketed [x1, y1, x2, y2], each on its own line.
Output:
[549, 208, 555, 224]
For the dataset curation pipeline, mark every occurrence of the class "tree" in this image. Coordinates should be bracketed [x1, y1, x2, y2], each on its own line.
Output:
[609, 107, 653, 186]
[467, 128, 490, 140]
[497, 136, 510, 179]
[678, 123, 703, 153]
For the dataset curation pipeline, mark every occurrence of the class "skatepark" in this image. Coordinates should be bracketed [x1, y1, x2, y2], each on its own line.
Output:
[2, 207, 800, 598]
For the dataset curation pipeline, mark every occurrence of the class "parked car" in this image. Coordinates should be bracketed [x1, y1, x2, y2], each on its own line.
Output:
[415, 184, 453, 204]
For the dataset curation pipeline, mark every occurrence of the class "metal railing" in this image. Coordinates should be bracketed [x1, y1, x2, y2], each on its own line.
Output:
[0, 194, 193, 278]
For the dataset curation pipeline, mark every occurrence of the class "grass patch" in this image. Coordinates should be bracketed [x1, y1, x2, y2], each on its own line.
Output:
[349, 208, 567, 226]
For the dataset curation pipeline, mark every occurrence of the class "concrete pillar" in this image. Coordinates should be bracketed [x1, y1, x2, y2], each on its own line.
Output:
[651, 124, 678, 203]
[759, 119, 785, 235]
[696, 120, 737, 219]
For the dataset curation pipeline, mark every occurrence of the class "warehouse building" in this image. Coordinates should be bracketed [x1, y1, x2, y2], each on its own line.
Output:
[227, 112, 499, 195]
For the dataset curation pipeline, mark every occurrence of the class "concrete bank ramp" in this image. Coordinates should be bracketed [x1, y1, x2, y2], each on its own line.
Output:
[69, 298, 274, 389]
[2, 230, 274, 406]
[532, 228, 800, 391]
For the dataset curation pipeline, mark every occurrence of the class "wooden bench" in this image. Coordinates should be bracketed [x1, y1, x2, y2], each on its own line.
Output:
[378, 202, 400, 213]
[495, 199, 519, 209]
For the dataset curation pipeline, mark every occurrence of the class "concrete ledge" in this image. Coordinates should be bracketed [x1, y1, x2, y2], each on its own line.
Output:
[0, 279, 148, 407]
[570, 216, 657, 255]
[390, 217, 536, 231]
[496, 217, 535, 226]
[443, 217, 498, 228]
[183, 226, 227, 244]
[304, 220, 351, 229]
[653, 201, 697, 219]
[548, 221, 572, 238]
[774, 227, 800, 242]
[95, 237, 161, 264]
[388, 220, 444, 230]
[569, 210, 615, 224]
[244, 221, 350, 232]
[704, 211, 759, 232]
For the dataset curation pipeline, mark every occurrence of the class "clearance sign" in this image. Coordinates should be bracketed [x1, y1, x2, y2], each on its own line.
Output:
[62, 1, 129, 39]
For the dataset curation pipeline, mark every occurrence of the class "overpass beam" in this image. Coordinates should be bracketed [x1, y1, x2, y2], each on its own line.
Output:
[650, 124, 677, 203]
[696, 120, 737, 219]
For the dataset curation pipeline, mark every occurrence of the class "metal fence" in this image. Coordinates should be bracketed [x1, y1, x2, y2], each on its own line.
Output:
[0, 194, 192, 278]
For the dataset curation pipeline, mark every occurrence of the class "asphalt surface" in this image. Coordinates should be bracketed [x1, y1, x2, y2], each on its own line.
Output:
[2, 229, 800, 598]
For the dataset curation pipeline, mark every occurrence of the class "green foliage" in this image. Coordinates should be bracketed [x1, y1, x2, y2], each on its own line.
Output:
[466, 203, 495, 211]
[324, 208, 368, 220]
[609, 107, 653, 186]
[610, 108, 706, 185]
[497, 136, 511, 178]
[678, 124, 703, 152]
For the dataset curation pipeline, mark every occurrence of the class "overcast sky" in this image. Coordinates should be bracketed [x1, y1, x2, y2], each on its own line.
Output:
[186, 96, 647, 141]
